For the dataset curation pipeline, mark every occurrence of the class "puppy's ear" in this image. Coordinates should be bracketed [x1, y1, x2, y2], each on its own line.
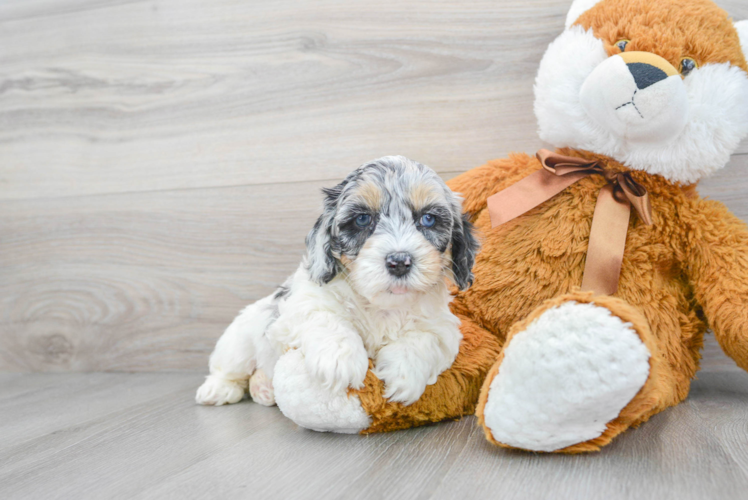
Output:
[450, 210, 480, 291]
[305, 180, 345, 285]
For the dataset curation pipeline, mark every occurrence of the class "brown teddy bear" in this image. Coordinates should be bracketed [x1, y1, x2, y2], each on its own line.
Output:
[348, 0, 748, 453]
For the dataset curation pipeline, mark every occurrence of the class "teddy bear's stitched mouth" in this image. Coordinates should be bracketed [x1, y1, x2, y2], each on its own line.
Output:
[615, 90, 644, 119]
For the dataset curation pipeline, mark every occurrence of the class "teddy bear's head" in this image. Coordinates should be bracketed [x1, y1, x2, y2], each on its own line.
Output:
[535, 0, 748, 184]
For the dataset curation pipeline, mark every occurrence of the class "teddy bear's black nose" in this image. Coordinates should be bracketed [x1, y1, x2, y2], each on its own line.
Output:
[386, 252, 412, 277]
[627, 62, 668, 90]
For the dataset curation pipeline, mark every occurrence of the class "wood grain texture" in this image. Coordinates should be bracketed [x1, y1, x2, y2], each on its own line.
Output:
[1, 0, 748, 372]
[1, 0, 747, 201]
[4, 161, 747, 372]
[0, 371, 747, 500]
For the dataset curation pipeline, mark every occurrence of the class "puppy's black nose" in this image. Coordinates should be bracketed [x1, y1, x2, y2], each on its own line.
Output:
[385, 252, 412, 277]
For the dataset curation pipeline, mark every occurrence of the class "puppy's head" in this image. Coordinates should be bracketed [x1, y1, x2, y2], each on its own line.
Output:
[305, 156, 478, 307]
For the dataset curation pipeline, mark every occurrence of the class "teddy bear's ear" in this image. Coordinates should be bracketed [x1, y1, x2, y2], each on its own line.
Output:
[735, 20, 748, 61]
[565, 0, 604, 29]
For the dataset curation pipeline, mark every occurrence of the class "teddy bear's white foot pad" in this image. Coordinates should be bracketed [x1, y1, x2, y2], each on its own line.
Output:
[483, 301, 651, 452]
[195, 375, 246, 406]
[273, 349, 371, 434]
[249, 368, 276, 406]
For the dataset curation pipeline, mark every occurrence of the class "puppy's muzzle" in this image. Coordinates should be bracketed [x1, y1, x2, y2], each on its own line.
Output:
[385, 252, 412, 277]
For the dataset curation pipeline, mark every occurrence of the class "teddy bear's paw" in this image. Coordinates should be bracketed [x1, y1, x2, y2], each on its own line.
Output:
[482, 300, 651, 452]
[195, 375, 246, 406]
[249, 368, 276, 406]
[274, 349, 372, 434]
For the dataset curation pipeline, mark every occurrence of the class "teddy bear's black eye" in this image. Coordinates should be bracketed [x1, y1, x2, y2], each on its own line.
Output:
[616, 39, 629, 52]
[680, 57, 697, 76]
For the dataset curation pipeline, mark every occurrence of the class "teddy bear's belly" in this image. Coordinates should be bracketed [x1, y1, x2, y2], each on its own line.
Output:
[468, 199, 593, 328]
[457, 181, 706, 382]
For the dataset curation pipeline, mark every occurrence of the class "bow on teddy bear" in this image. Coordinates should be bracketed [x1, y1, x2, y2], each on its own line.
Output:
[273, 0, 748, 453]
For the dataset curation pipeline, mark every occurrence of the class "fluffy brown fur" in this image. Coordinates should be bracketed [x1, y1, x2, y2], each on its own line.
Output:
[352, 148, 748, 450]
[348, 0, 748, 452]
[576, 0, 747, 73]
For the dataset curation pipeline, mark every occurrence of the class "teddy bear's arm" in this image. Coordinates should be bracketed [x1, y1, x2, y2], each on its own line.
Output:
[686, 199, 748, 372]
[446, 153, 539, 218]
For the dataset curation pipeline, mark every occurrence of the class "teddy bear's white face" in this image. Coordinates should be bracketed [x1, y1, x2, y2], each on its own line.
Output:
[535, 0, 748, 184]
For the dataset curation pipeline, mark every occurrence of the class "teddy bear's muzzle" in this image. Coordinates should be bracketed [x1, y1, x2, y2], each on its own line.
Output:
[579, 51, 689, 145]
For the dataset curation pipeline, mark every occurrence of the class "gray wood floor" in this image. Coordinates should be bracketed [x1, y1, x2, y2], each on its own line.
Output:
[1, 371, 747, 500]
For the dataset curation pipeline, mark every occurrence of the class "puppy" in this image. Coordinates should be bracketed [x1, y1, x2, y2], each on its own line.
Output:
[196, 156, 478, 409]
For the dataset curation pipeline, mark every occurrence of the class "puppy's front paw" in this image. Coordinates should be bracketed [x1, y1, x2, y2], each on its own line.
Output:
[374, 353, 429, 406]
[196, 375, 246, 405]
[304, 337, 369, 392]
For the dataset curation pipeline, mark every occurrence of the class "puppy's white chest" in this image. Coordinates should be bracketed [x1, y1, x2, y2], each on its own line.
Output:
[355, 308, 413, 356]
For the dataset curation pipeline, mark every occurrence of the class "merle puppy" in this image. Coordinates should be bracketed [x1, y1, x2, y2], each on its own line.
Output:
[196, 156, 478, 433]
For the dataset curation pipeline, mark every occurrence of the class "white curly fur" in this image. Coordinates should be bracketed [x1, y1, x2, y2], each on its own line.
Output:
[196, 156, 472, 433]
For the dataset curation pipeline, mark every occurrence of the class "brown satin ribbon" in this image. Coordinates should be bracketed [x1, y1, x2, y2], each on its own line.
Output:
[486, 149, 653, 295]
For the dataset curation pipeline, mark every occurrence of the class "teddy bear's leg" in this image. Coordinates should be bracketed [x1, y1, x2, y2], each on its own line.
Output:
[352, 313, 503, 433]
[273, 349, 372, 434]
[477, 291, 672, 453]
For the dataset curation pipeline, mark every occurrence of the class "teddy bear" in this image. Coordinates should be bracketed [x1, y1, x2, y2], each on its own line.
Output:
[271, 0, 748, 453]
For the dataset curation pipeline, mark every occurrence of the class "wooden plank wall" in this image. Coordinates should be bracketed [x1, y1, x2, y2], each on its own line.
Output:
[2, 0, 747, 372]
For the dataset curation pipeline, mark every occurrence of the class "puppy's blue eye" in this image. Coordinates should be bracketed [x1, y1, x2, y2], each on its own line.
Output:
[421, 214, 436, 227]
[355, 214, 372, 227]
